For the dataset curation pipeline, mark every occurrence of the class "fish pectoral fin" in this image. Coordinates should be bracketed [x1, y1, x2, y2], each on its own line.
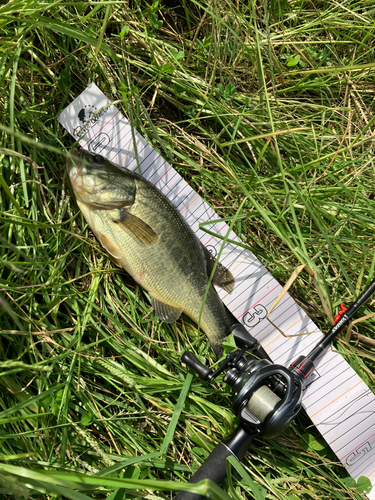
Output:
[150, 296, 183, 323]
[97, 232, 123, 267]
[201, 244, 235, 294]
[113, 210, 158, 246]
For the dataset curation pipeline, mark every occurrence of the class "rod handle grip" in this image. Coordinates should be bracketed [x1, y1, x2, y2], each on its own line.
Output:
[173, 442, 234, 500]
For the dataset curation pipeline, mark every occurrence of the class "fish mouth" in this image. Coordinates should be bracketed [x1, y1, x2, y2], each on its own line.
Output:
[67, 149, 83, 194]
[68, 167, 86, 199]
[66, 149, 99, 200]
[66, 148, 83, 176]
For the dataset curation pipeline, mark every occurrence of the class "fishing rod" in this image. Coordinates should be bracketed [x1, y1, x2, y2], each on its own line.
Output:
[174, 278, 375, 500]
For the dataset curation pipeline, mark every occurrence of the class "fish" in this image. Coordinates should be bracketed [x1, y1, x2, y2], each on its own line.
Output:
[67, 149, 235, 357]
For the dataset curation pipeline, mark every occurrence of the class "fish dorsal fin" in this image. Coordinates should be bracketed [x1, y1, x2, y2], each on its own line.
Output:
[150, 296, 183, 323]
[201, 244, 235, 294]
[97, 232, 123, 267]
[113, 210, 158, 246]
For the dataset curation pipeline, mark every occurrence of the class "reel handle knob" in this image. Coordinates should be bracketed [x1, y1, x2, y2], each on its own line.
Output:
[181, 351, 214, 381]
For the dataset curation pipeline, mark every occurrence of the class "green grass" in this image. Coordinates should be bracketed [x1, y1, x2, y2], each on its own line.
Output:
[1, 0, 375, 498]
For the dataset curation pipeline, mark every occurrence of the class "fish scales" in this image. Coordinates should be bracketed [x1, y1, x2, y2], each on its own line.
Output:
[67, 150, 235, 356]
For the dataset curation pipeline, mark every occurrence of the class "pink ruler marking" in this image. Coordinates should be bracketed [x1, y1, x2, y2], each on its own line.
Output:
[204, 224, 227, 246]
[154, 166, 173, 185]
[340, 431, 375, 461]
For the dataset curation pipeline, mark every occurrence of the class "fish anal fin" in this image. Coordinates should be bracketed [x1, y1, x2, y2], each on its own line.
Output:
[150, 296, 183, 323]
[201, 244, 235, 294]
[113, 210, 158, 246]
[97, 232, 122, 267]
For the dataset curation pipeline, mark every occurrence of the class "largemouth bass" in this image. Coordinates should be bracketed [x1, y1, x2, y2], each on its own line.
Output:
[67, 149, 235, 356]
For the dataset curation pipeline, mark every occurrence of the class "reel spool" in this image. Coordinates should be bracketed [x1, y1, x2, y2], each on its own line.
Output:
[247, 385, 281, 423]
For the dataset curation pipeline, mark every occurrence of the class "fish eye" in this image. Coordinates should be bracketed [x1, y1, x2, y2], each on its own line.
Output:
[93, 155, 104, 164]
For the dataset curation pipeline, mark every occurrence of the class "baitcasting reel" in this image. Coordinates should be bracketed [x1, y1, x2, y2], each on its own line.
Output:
[182, 323, 303, 440]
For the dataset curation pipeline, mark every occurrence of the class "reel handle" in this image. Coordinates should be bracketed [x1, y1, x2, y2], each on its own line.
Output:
[181, 351, 214, 381]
